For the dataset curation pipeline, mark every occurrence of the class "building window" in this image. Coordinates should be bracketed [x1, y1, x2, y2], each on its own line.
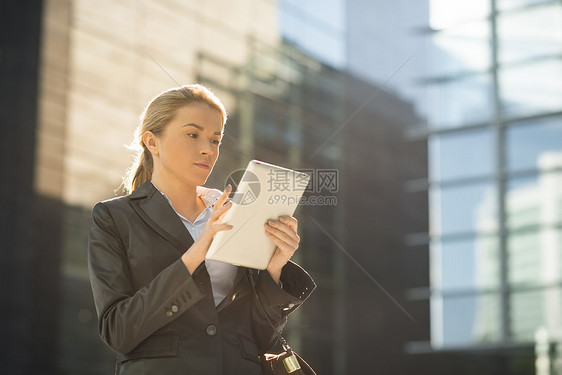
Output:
[426, 0, 562, 349]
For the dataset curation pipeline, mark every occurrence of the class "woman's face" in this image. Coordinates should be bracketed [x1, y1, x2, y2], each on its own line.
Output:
[151, 103, 224, 188]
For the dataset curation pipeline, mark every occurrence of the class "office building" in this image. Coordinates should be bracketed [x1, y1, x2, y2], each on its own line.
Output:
[1, 1, 424, 374]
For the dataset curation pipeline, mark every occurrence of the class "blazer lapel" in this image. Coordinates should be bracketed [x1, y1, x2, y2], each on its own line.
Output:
[128, 180, 194, 254]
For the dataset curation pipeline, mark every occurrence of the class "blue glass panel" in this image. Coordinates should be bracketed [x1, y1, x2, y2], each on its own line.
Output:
[429, 129, 494, 181]
[508, 229, 562, 286]
[509, 289, 557, 342]
[497, 0, 553, 11]
[430, 0, 490, 30]
[427, 74, 493, 129]
[506, 118, 562, 172]
[431, 236, 500, 292]
[430, 181, 497, 236]
[500, 59, 562, 118]
[498, 4, 562, 64]
[431, 293, 501, 347]
[429, 20, 490, 76]
[506, 173, 562, 230]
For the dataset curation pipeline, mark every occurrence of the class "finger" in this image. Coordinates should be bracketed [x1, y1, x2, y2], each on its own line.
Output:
[197, 222, 233, 247]
[267, 224, 300, 247]
[266, 219, 299, 241]
[201, 222, 233, 241]
[265, 223, 299, 248]
[276, 217, 298, 234]
[266, 232, 297, 258]
[214, 184, 232, 209]
[210, 200, 232, 220]
[217, 199, 232, 213]
[279, 216, 298, 231]
[216, 203, 232, 223]
[210, 223, 233, 234]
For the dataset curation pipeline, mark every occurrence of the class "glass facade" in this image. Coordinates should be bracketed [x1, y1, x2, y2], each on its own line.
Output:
[279, 0, 346, 68]
[425, 0, 562, 348]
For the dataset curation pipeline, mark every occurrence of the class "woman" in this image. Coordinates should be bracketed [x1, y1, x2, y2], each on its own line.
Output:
[88, 84, 315, 375]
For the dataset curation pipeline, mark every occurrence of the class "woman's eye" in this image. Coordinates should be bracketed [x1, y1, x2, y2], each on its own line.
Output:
[187, 133, 220, 145]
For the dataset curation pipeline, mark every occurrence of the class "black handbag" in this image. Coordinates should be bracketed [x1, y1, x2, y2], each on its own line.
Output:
[248, 270, 317, 375]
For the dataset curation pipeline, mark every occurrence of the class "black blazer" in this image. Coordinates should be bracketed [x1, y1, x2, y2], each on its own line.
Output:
[88, 181, 316, 375]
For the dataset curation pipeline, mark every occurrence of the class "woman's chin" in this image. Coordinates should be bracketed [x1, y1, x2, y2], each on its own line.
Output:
[187, 175, 210, 187]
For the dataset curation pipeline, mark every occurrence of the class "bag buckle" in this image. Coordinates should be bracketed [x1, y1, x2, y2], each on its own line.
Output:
[283, 352, 301, 373]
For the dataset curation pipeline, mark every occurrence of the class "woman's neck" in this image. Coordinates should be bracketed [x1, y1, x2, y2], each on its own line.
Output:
[150, 176, 204, 222]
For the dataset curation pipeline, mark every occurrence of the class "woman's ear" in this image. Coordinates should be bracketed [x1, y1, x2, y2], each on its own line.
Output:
[142, 131, 159, 157]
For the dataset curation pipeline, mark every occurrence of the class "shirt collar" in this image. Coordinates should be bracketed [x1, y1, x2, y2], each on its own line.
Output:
[150, 181, 222, 223]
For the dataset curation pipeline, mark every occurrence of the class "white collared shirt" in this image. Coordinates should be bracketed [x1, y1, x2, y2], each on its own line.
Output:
[151, 181, 238, 306]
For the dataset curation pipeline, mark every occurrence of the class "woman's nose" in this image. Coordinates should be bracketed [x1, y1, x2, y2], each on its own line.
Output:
[200, 141, 214, 155]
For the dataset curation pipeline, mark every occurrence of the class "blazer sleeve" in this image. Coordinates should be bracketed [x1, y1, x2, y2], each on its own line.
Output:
[250, 261, 316, 351]
[88, 202, 206, 355]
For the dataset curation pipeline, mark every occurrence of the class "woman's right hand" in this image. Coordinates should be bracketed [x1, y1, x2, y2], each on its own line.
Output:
[181, 184, 233, 274]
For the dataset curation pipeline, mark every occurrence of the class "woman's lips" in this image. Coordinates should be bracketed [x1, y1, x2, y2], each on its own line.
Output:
[194, 162, 210, 170]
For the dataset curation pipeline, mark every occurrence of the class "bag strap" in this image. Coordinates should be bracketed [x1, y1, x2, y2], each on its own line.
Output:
[248, 269, 290, 351]
[249, 269, 318, 375]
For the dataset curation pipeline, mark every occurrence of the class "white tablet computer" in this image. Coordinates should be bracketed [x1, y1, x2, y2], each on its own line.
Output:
[206, 160, 311, 270]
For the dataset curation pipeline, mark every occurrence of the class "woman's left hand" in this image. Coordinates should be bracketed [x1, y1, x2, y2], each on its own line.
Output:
[265, 215, 300, 284]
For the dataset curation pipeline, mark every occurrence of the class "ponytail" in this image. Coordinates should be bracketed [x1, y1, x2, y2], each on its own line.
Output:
[124, 147, 153, 194]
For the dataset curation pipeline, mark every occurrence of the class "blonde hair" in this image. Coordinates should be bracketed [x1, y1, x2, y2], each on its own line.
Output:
[123, 84, 227, 194]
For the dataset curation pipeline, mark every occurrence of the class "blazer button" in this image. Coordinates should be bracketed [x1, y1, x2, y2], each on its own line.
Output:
[231, 292, 238, 301]
[206, 324, 217, 336]
[171, 304, 179, 313]
[166, 309, 173, 317]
